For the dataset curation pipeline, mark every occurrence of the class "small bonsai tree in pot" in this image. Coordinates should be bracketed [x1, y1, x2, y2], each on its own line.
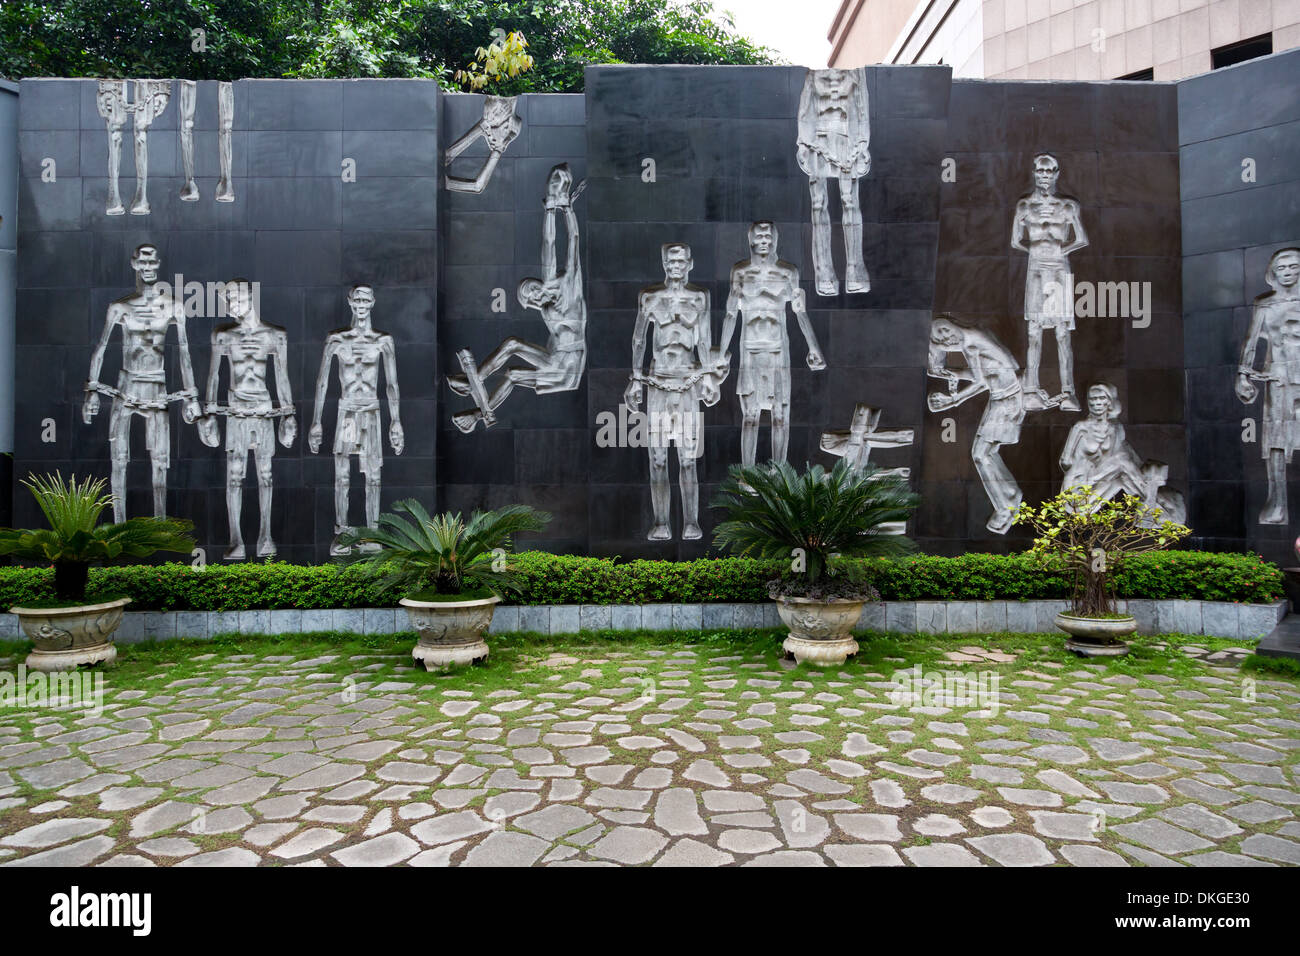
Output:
[1013, 485, 1190, 657]
[711, 460, 919, 666]
[0, 473, 195, 671]
[341, 499, 549, 669]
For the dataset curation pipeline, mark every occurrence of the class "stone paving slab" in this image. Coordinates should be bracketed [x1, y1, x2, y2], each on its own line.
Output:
[0, 635, 1296, 867]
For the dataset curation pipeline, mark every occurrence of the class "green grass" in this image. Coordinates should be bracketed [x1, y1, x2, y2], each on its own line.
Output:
[0, 627, 1266, 693]
[1241, 653, 1300, 678]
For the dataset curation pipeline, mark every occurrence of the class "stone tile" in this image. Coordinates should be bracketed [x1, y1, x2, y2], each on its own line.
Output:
[966, 833, 1055, 866]
[332, 833, 421, 867]
[902, 843, 984, 867]
[1109, 819, 1214, 854]
[462, 831, 550, 866]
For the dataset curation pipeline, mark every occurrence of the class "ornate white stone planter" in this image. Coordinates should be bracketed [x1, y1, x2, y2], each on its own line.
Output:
[1054, 612, 1137, 657]
[11, 596, 131, 671]
[776, 596, 866, 666]
[400, 594, 499, 668]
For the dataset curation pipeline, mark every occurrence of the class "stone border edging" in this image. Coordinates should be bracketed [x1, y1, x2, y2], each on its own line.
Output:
[0, 598, 1283, 643]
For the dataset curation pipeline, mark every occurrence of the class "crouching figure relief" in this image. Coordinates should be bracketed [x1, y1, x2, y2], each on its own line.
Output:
[926, 315, 1026, 535]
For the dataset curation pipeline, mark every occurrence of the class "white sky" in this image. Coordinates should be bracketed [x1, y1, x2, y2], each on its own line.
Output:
[709, 0, 843, 67]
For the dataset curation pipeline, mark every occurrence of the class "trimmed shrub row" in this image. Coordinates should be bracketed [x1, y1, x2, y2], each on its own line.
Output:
[0, 551, 1283, 611]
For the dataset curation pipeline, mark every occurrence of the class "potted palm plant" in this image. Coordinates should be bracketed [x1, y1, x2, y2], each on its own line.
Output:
[340, 499, 550, 668]
[711, 460, 919, 666]
[1013, 486, 1190, 657]
[0, 473, 195, 671]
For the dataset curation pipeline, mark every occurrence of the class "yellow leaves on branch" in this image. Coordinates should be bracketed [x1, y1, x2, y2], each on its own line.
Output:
[1012, 485, 1191, 570]
[455, 30, 535, 91]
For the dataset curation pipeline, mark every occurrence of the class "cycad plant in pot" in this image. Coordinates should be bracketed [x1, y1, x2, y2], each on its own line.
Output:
[1013, 485, 1190, 657]
[0, 473, 195, 671]
[712, 460, 919, 666]
[340, 500, 550, 669]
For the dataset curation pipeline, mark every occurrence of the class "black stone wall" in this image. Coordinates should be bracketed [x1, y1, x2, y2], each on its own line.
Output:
[584, 64, 947, 559]
[14, 79, 439, 562]
[1178, 49, 1300, 565]
[437, 92, 588, 555]
[922, 79, 1186, 553]
[10, 55, 1297, 561]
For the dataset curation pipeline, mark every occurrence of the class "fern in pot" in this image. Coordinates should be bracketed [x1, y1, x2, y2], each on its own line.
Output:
[0, 473, 195, 671]
[340, 499, 549, 668]
[711, 460, 919, 666]
[1013, 485, 1190, 657]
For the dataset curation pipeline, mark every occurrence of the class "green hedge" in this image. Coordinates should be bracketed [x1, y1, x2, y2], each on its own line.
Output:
[0, 551, 1283, 611]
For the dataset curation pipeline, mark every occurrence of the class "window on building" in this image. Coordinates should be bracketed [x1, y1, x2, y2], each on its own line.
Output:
[1212, 33, 1273, 69]
[1119, 68, 1154, 80]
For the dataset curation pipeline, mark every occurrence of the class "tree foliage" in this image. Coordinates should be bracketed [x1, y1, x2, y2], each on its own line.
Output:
[1, 0, 775, 86]
[1013, 486, 1191, 617]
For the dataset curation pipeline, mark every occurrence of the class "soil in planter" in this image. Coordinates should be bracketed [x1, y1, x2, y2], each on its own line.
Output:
[406, 586, 496, 603]
[12, 591, 130, 610]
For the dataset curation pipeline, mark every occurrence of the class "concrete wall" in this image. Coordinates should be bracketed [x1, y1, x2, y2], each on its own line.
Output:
[830, 0, 1300, 80]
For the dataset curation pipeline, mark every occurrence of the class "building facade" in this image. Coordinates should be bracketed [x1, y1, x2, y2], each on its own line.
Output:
[829, 0, 1300, 80]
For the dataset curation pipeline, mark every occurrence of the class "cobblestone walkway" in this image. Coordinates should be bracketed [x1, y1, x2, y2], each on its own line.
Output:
[1, 636, 1298, 866]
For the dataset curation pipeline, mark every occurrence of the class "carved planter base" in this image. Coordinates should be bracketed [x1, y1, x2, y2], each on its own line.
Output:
[776, 596, 866, 666]
[12, 597, 131, 672]
[1055, 612, 1137, 658]
[400, 595, 499, 669]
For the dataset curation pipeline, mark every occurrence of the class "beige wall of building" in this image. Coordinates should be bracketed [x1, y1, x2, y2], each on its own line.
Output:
[830, 0, 925, 64]
[829, 0, 1300, 80]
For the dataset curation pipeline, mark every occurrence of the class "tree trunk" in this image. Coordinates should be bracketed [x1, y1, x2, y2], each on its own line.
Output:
[53, 562, 90, 603]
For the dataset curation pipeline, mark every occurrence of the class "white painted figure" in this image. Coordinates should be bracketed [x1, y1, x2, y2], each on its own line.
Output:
[178, 80, 199, 201]
[719, 222, 826, 466]
[309, 286, 404, 555]
[95, 80, 129, 216]
[1011, 154, 1088, 412]
[216, 81, 235, 203]
[1060, 382, 1186, 524]
[820, 403, 914, 534]
[1236, 247, 1300, 524]
[449, 163, 586, 432]
[625, 243, 729, 541]
[198, 280, 297, 560]
[927, 315, 1026, 534]
[444, 95, 522, 194]
[128, 79, 170, 216]
[797, 68, 871, 297]
[83, 244, 202, 522]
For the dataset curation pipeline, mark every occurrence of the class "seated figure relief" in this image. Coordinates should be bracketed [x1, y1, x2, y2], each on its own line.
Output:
[1060, 382, 1186, 524]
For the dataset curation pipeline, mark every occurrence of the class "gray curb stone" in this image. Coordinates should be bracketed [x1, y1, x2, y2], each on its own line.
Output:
[26, 598, 1277, 643]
